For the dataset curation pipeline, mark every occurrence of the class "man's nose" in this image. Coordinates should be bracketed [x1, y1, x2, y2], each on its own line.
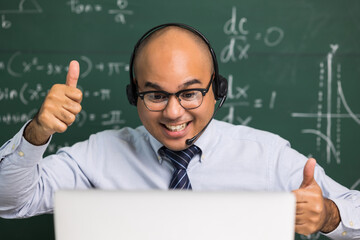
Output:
[162, 95, 185, 119]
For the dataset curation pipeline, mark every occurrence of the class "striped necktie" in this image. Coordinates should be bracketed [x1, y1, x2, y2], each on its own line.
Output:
[160, 145, 201, 190]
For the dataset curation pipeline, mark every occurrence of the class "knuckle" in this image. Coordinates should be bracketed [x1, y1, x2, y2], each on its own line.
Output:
[46, 91, 58, 101]
[309, 216, 318, 224]
[76, 89, 83, 101]
[75, 103, 82, 113]
[57, 125, 67, 133]
[61, 111, 73, 122]
[42, 101, 52, 110]
[68, 113, 76, 123]
[313, 203, 323, 214]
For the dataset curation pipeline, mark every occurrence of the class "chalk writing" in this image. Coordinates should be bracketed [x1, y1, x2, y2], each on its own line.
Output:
[0, 108, 125, 131]
[0, 83, 111, 105]
[67, 0, 102, 13]
[0, 0, 134, 29]
[291, 45, 360, 164]
[1, 52, 129, 78]
[221, 6, 284, 63]
[221, 74, 277, 125]
[0, 109, 37, 125]
[0, 0, 43, 29]
[67, 0, 134, 24]
[76, 109, 125, 128]
[351, 179, 360, 191]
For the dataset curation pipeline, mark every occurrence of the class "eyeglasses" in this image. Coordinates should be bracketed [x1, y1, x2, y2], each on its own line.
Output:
[137, 76, 213, 112]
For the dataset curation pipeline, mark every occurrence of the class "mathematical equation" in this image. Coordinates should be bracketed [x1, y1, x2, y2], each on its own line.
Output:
[0, 0, 43, 29]
[219, 7, 280, 126]
[67, 0, 134, 24]
[291, 45, 360, 165]
[1, 0, 134, 29]
[0, 83, 111, 105]
[0, 108, 125, 128]
[0, 52, 129, 78]
[221, 6, 284, 63]
[221, 74, 277, 126]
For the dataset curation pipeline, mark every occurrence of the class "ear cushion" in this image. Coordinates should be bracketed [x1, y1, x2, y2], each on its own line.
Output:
[126, 83, 137, 106]
[215, 75, 228, 99]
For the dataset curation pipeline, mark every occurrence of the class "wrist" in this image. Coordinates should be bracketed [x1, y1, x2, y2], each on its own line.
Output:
[23, 119, 51, 146]
[320, 198, 341, 233]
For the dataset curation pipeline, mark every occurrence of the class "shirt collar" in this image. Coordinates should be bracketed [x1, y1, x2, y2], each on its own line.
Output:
[148, 131, 165, 164]
[191, 119, 219, 162]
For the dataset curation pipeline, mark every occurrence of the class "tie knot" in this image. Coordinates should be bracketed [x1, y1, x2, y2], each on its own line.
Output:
[160, 145, 201, 170]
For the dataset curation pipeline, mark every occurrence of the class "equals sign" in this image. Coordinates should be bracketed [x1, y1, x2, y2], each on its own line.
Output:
[254, 99, 263, 108]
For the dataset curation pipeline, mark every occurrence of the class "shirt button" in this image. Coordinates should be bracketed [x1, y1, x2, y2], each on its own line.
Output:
[349, 221, 354, 227]
[18, 151, 24, 157]
[12, 144, 15, 150]
[342, 231, 347, 236]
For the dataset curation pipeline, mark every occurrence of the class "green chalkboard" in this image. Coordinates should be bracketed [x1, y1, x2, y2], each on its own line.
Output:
[1, 0, 359, 239]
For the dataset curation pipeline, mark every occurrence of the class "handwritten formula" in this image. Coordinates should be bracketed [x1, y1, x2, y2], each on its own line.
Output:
[221, 6, 284, 63]
[0, 52, 129, 78]
[0, 0, 134, 29]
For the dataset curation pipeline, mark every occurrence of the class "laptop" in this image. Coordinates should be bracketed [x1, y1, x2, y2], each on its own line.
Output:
[54, 190, 295, 240]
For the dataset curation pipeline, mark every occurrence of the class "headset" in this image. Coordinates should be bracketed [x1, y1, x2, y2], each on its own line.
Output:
[126, 23, 228, 145]
[126, 23, 228, 106]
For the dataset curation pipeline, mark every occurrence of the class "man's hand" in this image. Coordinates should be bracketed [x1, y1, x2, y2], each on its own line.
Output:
[24, 60, 83, 145]
[292, 158, 340, 235]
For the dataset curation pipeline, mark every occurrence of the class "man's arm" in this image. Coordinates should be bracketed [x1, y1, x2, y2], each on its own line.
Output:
[292, 158, 340, 235]
[0, 60, 83, 218]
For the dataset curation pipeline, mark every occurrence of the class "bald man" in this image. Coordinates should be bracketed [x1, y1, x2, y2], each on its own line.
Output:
[0, 25, 359, 239]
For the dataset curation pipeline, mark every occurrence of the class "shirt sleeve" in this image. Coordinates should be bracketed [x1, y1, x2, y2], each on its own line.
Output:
[0, 121, 92, 219]
[318, 171, 360, 239]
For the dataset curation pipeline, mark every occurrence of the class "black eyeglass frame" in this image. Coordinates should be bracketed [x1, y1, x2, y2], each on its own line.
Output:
[137, 76, 213, 112]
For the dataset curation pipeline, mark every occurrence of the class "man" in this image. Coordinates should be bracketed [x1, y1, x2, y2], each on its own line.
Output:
[0, 24, 359, 239]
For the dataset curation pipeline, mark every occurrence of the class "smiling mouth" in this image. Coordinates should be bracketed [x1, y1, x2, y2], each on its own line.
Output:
[164, 122, 188, 132]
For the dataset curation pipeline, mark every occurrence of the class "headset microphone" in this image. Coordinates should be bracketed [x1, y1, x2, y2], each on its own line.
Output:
[185, 95, 226, 145]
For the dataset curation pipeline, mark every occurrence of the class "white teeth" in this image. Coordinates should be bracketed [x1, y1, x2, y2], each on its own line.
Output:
[165, 123, 187, 132]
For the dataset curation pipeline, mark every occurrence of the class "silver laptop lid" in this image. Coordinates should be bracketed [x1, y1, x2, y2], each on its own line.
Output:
[54, 190, 295, 240]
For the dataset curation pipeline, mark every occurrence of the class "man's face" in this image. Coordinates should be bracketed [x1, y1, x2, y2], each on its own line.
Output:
[135, 29, 216, 151]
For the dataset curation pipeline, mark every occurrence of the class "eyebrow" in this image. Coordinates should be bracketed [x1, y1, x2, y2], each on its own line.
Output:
[143, 79, 202, 91]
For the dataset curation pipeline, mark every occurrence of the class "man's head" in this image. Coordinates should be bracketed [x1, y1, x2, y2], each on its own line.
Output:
[131, 25, 217, 151]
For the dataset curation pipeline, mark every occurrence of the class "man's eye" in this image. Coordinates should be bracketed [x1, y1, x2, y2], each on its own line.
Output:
[180, 91, 198, 101]
[147, 93, 167, 102]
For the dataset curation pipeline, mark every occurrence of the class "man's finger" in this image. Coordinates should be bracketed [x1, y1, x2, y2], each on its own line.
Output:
[300, 158, 316, 188]
[66, 60, 80, 88]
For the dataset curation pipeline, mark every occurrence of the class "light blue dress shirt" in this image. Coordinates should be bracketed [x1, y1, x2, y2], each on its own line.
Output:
[0, 119, 359, 239]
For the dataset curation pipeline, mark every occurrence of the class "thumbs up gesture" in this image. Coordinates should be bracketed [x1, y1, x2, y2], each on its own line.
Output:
[24, 61, 83, 145]
[292, 158, 340, 235]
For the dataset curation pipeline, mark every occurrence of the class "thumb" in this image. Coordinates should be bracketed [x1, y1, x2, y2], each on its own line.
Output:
[66, 60, 80, 88]
[300, 158, 316, 188]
